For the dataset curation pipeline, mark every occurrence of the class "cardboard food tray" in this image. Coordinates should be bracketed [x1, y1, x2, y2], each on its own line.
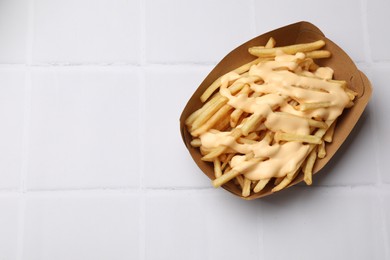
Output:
[179, 21, 372, 200]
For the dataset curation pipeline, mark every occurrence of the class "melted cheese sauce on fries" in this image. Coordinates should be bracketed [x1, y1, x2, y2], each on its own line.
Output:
[199, 52, 349, 180]
[186, 39, 356, 196]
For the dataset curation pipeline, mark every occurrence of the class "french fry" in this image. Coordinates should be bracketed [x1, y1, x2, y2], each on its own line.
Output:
[248, 40, 325, 57]
[191, 104, 233, 137]
[253, 178, 270, 193]
[235, 175, 245, 189]
[230, 108, 244, 127]
[305, 50, 331, 59]
[274, 112, 328, 129]
[191, 96, 228, 130]
[237, 137, 258, 144]
[242, 177, 252, 197]
[191, 83, 246, 131]
[213, 158, 222, 178]
[324, 120, 336, 143]
[272, 167, 300, 192]
[295, 102, 332, 111]
[212, 168, 240, 188]
[190, 139, 201, 147]
[274, 176, 284, 186]
[213, 110, 232, 131]
[241, 113, 263, 136]
[345, 88, 358, 100]
[265, 37, 276, 48]
[274, 132, 322, 144]
[303, 148, 317, 185]
[212, 157, 260, 188]
[317, 141, 326, 159]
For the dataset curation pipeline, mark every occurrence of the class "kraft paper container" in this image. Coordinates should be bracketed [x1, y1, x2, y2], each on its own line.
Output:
[179, 21, 372, 200]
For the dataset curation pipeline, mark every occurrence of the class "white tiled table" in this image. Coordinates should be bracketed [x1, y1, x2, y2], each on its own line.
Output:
[0, 0, 389, 259]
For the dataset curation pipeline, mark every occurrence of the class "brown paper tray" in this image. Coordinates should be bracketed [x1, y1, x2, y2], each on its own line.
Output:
[179, 21, 372, 200]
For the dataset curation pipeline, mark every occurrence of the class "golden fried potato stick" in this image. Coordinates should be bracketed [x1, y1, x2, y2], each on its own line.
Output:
[317, 141, 326, 159]
[212, 157, 261, 188]
[324, 120, 336, 143]
[248, 40, 325, 57]
[253, 178, 271, 193]
[191, 105, 234, 137]
[230, 108, 245, 127]
[213, 158, 222, 178]
[265, 37, 276, 48]
[303, 148, 317, 185]
[190, 82, 246, 131]
[191, 95, 228, 130]
[237, 137, 258, 144]
[300, 124, 332, 186]
[274, 112, 328, 129]
[191, 83, 253, 136]
[305, 50, 331, 59]
[242, 177, 252, 197]
[190, 138, 201, 147]
[295, 101, 332, 111]
[272, 167, 301, 192]
[345, 88, 358, 100]
[235, 175, 244, 189]
[274, 176, 284, 186]
[274, 132, 322, 144]
[212, 168, 240, 188]
[241, 113, 263, 136]
[213, 110, 232, 131]
[185, 109, 202, 129]
[246, 132, 261, 141]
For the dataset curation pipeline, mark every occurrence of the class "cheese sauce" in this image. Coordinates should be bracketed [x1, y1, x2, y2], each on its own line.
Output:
[199, 52, 350, 181]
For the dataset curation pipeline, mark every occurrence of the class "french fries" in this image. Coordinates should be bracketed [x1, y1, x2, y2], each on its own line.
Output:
[186, 38, 356, 198]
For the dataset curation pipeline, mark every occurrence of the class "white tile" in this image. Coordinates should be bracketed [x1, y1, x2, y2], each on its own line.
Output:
[143, 67, 213, 188]
[0, 69, 25, 190]
[27, 68, 140, 190]
[23, 194, 139, 260]
[253, 0, 366, 62]
[310, 105, 378, 186]
[32, 0, 141, 64]
[0, 196, 20, 260]
[0, 0, 28, 63]
[145, 0, 255, 63]
[367, 0, 390, 61]
[145, 190, 259, 260]
[259, 187, 385, 260]
[369, 65, 390, 184]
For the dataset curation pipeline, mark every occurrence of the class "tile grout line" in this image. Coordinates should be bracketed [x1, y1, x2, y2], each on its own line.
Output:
[138, 0, 147, 259]
[1, 183, 388, 195]
[17, 0, 35, 259]
[12, 62, 217, 67]
[0, 60, 389, 69]
[138, 69, 147, 260]
[20, 70, 32, 195]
